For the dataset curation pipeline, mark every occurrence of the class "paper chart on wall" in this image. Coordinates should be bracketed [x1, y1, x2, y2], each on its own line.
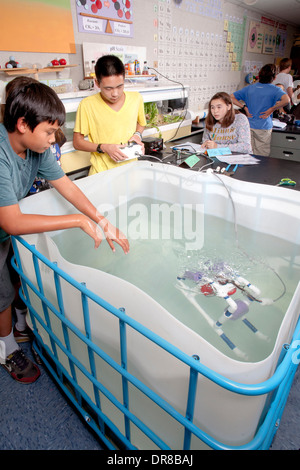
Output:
[173, 0, 223, 20]
[224, 14, 246, 72]
[247, 21, 264, 53]
[154, 0, 247, 114]
[276, 26, 287, 55]
[76, 0, 134, 38]
[262, 25, 276, 54]
[82, 42, 146, 78]
[155, 6, 246, 111]
[247, 19, 286, 55]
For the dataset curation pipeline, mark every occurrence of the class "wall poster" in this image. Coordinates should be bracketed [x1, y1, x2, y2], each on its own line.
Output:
[82, 42, 145, 77]
[76, 0, 134, 38]
[275, 24, 287, 56]
[247, 21, 263, 53]
[262, 25, 276, 54]
[0, 0, 75, 53]
[247, 17, 287, 56]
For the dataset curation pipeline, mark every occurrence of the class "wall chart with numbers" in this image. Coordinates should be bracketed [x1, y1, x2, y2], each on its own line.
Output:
[76, 0, 133, 38]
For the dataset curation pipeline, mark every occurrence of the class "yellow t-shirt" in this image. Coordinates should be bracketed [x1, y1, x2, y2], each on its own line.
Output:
[74, 91, 146, 174]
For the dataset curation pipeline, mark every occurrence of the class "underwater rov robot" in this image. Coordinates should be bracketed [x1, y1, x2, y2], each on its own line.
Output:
[176, 263, 272, 358]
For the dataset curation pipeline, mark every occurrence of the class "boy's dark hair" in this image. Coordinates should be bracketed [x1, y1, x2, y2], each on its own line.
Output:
[205, 92, 235, 132]
[95, 54, 125, 82]
[279, 58, 292, 71]
[1, 76, 38, 123]
[258, 64, 277, 84]
[3, 78, 65, 133]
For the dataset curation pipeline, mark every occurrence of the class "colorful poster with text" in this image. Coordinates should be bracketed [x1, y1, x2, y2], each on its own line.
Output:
[76, 0, 133, 38]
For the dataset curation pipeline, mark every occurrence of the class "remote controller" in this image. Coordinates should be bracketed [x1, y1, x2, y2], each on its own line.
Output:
[121, 143, 143, 160]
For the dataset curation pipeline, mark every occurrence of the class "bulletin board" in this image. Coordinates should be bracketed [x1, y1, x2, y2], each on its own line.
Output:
[0, 0, 76, 53]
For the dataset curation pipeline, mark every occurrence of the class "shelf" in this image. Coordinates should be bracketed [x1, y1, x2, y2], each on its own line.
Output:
[60, 84, 189, 113]
[125, 74, 156, 78]
[0, 65, 77, 79]
[39, 65, 77, 74]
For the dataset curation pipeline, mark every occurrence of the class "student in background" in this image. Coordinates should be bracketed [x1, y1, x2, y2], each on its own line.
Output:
[201, 92, 252, 154]
[273, 58, 294, 103]
[274, 84, 287, 117]
[0, 78, 129, 384]
[230, 64, 290, 156]
[73, 55, 146, 174]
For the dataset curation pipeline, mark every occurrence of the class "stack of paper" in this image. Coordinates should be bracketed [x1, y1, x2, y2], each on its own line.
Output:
[216, 154, 260, 165]
[272, 119, 287, 129]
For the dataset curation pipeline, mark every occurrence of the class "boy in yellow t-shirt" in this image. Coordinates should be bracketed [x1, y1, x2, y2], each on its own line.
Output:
[73, 55, 146, 174]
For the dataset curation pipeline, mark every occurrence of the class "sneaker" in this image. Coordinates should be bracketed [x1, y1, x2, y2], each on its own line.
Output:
[2, 349, 41, 384]
[13, 324, 34, 343]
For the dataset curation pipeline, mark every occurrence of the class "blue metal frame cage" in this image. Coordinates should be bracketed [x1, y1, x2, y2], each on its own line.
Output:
[11, 235, 300, 450]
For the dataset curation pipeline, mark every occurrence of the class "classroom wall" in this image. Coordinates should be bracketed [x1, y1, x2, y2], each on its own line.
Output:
[0, 0, 299, 113]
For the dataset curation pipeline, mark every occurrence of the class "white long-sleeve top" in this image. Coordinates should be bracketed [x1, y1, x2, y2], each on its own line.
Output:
[202, 113, 253, 154]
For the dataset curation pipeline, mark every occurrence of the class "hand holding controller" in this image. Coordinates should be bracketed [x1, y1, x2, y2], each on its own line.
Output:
[121, 143, 143, 160]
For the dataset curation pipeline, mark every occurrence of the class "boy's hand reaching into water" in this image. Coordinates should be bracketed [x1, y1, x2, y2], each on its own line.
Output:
[98, 216, 130, 254]
[80, 215, 129, 253]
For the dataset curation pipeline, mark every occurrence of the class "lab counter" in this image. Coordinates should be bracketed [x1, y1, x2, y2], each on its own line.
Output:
[146, 131, 300, 191]
[61, 127, 299, 190]
[61, 119, 299, 179]
[272, 123, 300, 135]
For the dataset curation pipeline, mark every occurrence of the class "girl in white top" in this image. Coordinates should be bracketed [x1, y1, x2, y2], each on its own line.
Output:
[202, 92, 252, 154]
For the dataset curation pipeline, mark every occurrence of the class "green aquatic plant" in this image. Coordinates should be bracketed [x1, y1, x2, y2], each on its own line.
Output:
[144, 102, 184, 137]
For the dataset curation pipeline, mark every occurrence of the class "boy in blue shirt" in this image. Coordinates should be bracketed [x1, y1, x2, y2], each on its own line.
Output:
[0, 78, 129, 383]
[230, 64, 290, 156]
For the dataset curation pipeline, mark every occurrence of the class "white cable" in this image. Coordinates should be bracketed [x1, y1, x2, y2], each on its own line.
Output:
[201, 170, 286, 303]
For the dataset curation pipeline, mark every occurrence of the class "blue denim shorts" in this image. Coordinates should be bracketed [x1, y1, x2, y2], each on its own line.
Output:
[0, 239, 16, 311]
